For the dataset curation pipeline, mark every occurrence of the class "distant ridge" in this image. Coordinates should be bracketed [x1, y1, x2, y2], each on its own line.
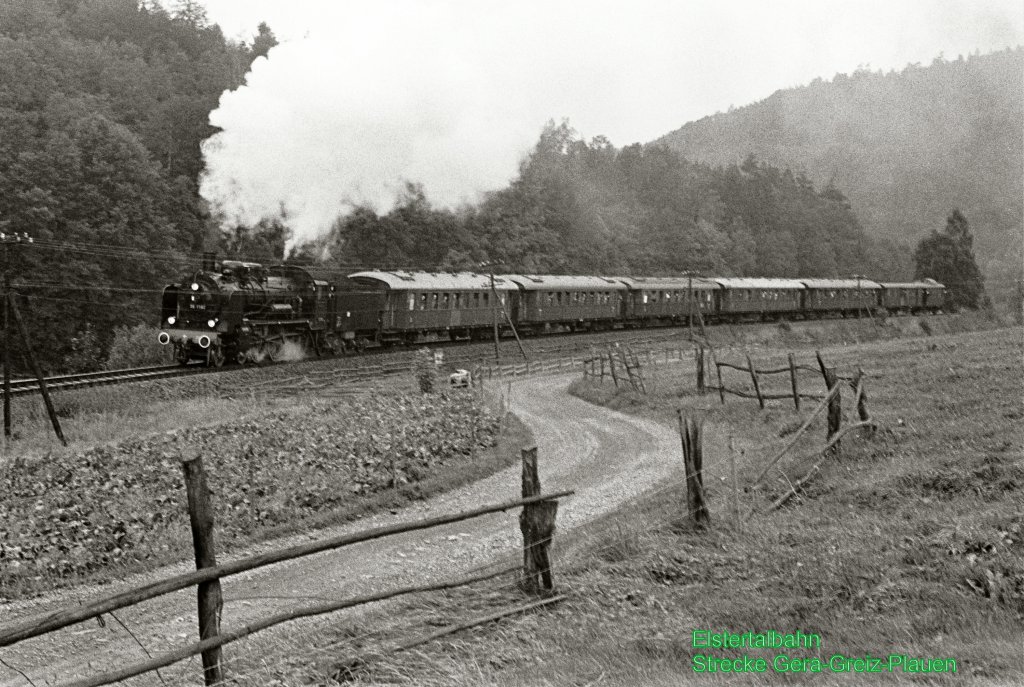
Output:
[655, 47, 1023, 292]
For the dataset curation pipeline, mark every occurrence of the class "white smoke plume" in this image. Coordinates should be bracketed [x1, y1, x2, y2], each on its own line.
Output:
[200, 0, 1024, 250]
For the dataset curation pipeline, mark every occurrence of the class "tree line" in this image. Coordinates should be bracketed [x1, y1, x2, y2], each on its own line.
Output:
[306, 121, 914, 282]
[0, 1, 988, 374]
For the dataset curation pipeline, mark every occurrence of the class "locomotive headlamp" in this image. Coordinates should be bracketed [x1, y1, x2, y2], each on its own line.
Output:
[167, 316, 176, 325]
[191, 283, 200, 291]
[207, 319, 217, 328]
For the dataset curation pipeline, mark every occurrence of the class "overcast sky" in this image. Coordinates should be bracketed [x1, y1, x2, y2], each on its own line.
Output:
[196, 0, 1024, 246]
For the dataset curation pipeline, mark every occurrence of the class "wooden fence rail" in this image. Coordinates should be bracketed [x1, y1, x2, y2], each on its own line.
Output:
[707, 349, 840, 409]
[64, 567, 521, 687]
[0, 491, 573, 649]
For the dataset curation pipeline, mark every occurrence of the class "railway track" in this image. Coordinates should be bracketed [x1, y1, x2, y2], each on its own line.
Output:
[7, 314, 921, 400]
[7, 364, 206, 397]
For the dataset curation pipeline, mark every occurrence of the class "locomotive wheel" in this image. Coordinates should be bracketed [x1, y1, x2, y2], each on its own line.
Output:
[207, 345, 226, 368]
[265, 341, 284, 363]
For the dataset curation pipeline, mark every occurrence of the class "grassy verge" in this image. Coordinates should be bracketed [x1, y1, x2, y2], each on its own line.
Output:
[0, 386, 531, 601]
[308, 326, 1022, 686]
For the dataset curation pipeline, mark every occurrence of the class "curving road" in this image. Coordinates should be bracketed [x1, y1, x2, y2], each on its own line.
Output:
[0, 370, 705, 686]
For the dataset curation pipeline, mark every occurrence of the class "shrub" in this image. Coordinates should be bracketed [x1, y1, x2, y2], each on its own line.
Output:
[62, 323, 105, 372]
[415, 347, 437, 393]
[105, 324, 172, 369]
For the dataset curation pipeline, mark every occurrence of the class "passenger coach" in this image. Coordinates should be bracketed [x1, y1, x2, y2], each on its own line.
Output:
[878, 279, 946, 314]
[346, 271, 516, 345]
[799, 278, 882, 318]
[712, 278, 805, 321]
[617, 276, 718, 326]
[500, 275, 626, 333]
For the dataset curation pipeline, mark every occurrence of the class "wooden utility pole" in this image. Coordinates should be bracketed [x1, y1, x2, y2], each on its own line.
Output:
[487, 266, 500, 363]
[180, 456, 225, 686]
[9, 290, 66, 446]
[484, 264, 528, 363]
[687, 273, 694, 339]
[1, 228, 22, 443]
[695, 344, 705, 394]
[3, 238, 11, 443]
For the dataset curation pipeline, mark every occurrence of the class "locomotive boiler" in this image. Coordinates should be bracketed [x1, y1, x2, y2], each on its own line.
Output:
[158, 259, 339, 366]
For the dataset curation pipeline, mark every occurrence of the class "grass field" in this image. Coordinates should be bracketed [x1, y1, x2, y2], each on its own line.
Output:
[321, 325, 1023, 686]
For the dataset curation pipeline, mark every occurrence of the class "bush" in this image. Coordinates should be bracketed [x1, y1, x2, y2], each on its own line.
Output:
[62, 324, 105, 372]
[105, 324, 172, 369]
[415, 347, 437, 393]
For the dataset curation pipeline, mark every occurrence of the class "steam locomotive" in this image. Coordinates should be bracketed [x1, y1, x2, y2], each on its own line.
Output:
[158, 259, 946, 366]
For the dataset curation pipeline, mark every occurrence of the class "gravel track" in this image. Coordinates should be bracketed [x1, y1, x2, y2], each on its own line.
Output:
[0, 368, 714, 686]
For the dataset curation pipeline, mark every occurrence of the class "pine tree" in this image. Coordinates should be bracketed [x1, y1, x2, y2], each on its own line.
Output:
[913, 209, 987, 310]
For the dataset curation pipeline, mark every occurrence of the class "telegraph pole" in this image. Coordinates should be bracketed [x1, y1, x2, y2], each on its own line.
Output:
[481, 262, 527, 363]
[3, 235, 11, 443]
[487, 265, 500, 363]
[2, 229, 25, 443]
[687, 272, 694, 338]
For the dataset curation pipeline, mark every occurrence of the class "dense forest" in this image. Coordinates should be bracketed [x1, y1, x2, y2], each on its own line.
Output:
[657, 48, 1023, 308]
[0, 0, 1008, 373]
[0, 0, 275, 371]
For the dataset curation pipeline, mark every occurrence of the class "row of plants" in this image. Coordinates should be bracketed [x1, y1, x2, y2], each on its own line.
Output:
[0, 391, 500, 599]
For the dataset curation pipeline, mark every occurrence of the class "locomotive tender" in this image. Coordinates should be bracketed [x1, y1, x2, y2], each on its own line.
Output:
[158, 262, 946, 366]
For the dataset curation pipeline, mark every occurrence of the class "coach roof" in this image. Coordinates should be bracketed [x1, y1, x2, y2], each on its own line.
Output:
[711, 278, 806, 290]
[879, 280, 945, 289]
[500, 275, 627, 290]
[347, 271, 516, 291]
[616, 276, 719, 290]
[799, 278, 883, 290]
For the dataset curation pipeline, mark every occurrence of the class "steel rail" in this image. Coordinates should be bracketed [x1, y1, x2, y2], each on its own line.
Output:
[9, 364, 207, 397]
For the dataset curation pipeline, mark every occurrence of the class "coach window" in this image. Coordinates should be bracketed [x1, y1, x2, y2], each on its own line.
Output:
[473, 292, 480, 308]
[454, 293, 462, 308]
[431, 293, 439, 309]
[408, 293, 415, 310]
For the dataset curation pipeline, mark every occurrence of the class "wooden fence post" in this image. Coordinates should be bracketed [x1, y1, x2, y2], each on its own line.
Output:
[746, 353, 765, 409]
[607, 350, 619, 388]
[852, 367, 873, 433]
[714, 360, 725, 405]
[180, 455, 225, 686]
[676, 411, 710, 529]
[519, 447, 557, 595]
[695, 344, 705, 394]
[788, 352, 800, 411]
[816, 351, 842, 453]
[728, 436, 740, 532]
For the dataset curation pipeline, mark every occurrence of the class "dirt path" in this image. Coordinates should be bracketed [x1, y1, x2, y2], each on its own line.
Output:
[0, 370, 712, 686]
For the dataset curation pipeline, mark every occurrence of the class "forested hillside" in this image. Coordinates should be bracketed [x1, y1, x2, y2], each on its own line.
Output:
[309, 121, 909, 283]
[0, 0, 273, 370]
[0, 0, 983, 373]
[657, 48, 1023, 302]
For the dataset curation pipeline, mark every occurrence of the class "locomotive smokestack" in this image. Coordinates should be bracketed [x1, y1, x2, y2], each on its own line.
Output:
[202, 252, 217, 272]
